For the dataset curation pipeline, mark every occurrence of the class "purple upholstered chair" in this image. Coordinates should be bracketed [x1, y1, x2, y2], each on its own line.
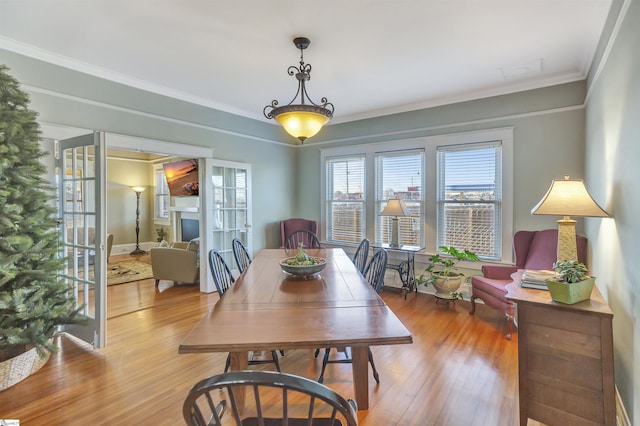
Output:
[470, 229, 587, 339]
[279, 218, 318, 248]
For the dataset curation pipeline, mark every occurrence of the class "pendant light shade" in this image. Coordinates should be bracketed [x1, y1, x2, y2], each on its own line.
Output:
[273, 107, 330, 142]
[264, 37, 334, 143]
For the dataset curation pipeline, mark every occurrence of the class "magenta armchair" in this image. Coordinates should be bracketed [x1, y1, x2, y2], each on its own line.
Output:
[279, 218, 318, 248]
[470, 229, 587, 339]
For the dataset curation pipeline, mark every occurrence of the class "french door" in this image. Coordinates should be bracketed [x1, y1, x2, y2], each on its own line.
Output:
[57, 132, 107, 348]
[201, 159, 252, 291]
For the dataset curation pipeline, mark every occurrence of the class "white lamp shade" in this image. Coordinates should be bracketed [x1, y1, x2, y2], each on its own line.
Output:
[531, 177, 610, 218]
[379, 199, 411, 217]
[131, 186, 146, 193]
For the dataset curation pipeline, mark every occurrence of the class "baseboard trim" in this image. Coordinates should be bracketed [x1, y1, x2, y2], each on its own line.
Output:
[616, 386, 631, 426]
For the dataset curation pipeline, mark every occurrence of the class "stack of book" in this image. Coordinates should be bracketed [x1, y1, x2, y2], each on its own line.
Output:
[520, 269, 559, 290]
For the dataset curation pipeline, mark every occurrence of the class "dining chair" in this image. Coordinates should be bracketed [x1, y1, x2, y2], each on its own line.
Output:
[284, 229, 322, 253]
[317, 248, 387, 384]
[208, 249, 281, 373]
[183, 370, 358, 426]
[231, 237, 252, 274]
[363, 247, 387, 293]
[352, 238, 369, 274]
[280, 218, 318, 248]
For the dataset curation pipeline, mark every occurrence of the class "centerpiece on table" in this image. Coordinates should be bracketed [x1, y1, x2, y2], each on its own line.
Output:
[415, 245, 480, 300]
[280, 243, 326, 277]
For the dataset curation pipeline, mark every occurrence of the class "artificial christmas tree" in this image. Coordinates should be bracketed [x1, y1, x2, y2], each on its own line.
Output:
[0, 65, 80, 389]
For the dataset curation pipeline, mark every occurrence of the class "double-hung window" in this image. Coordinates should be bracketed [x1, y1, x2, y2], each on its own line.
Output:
[325, 155, 366, 244]
[321, 128, 513, 263]
[437, 142, 502, 260]
[154, 166, 170, 222]
[375, 150, 425, 247]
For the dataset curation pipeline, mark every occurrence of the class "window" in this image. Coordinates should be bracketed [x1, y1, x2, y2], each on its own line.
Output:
[321, 128, 513, 263]
[375, 150, 424, 247]
[437, 142, 502, 260]
[325, 155, 365, 244]
[154, 167, 170, 221]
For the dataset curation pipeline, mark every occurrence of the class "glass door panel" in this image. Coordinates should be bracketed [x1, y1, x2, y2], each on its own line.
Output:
[57, 133, 106, 348]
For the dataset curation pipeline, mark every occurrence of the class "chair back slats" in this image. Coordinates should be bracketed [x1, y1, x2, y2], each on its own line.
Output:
[184, 371, 358, 426]
[351, 239, 369, 274]
[208, 249, 235, 295]
[363, 248, 387, 293]
[232, 237, 252, 273]
[284, 230, 322, 252]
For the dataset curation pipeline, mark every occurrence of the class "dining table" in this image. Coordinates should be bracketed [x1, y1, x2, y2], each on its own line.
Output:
[178, 247, 413, 410]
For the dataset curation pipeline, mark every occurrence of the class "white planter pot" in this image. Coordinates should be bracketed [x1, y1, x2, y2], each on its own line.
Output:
[0, 346, 50, 392]
[432, 275, 463, 299]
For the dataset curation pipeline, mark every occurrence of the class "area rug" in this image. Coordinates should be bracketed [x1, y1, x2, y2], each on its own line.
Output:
[107, 260, 154, 286]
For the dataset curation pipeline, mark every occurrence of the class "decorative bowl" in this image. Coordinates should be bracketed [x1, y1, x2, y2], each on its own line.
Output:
[279, 257, 327, 277]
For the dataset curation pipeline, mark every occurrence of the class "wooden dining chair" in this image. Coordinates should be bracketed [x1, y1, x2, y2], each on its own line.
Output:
[352, 238, 369, 274]
[363, 247, 387, 293]
[317, 248, 387, 384]
[207, 249, 281, 373]
[285, 229, 322, 253]
[184, 370, 358, 426]
[231, 237, 252, 274]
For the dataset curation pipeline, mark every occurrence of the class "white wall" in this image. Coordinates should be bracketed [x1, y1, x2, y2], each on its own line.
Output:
[585, 0, 639, 421]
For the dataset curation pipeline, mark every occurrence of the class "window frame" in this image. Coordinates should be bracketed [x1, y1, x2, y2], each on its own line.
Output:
[324, 155, 367, 245]
[320, 127, 514, 264]
[436, 141, 503, 261]
[153, 164, 171, 226]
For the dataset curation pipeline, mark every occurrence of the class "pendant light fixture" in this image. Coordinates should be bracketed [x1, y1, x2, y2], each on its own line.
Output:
[263, 37, 334, 144]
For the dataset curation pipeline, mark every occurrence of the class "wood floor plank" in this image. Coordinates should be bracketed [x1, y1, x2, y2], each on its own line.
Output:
[0, 253, 524, 425]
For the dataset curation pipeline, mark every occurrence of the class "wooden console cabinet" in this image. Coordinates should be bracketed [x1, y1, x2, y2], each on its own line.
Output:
[506, 274, 615, 426]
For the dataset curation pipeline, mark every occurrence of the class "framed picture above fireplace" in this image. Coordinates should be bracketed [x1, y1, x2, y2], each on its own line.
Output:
[162, 159, 199, 196]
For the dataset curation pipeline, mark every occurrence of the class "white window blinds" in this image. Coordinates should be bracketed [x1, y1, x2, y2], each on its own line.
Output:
[375, 149, 425, 247]
[325, 155, 366, 244]
[437, 142, 502, 260]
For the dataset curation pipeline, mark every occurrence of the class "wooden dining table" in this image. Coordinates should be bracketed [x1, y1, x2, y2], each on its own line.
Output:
[178, 248, 413, 410]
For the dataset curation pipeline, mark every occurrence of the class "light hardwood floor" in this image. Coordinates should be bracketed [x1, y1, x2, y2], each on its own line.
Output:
[0, 253, 528, 425]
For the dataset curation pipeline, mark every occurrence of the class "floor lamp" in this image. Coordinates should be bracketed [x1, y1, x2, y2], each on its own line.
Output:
[130, 186, 147, 255]
[531, 175, 610, 261]
[379, 199, 411, 248]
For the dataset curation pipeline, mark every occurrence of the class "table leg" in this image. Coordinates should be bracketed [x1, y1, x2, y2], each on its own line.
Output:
[228, 351, 249, 411]
[351, 346, 369, 410]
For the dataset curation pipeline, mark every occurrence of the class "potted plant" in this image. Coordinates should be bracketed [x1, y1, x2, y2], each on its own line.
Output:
[546, 260, 596, 304]
[0, 66, 81, 390]
[155, 226, 168, 243]
[415, 245, 480, 299]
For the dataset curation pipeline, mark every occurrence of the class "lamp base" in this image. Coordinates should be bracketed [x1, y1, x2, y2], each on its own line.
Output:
[557, 218, 577, 262]
[389, 217, 402, 248]
[130, 248, 146, 255]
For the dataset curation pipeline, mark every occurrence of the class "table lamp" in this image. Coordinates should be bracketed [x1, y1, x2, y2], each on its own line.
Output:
[379, 199, 410, 248]
[531, 175, 610, 261]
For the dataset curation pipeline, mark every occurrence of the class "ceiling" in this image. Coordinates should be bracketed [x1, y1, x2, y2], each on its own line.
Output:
[0, 1, 613, 126]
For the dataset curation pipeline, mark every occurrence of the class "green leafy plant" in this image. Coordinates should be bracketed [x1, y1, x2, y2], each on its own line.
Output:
[415, 246, 480, 299]
[552, 260, 590, 283]
[0, 65, 82, 362]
